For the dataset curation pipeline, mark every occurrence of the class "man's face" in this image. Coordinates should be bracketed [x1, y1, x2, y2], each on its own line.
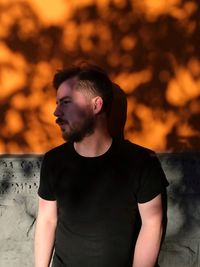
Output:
[54, 77, 95, 142]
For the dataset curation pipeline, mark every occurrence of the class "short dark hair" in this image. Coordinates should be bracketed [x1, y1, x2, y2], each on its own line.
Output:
[53, 62, 113, 115]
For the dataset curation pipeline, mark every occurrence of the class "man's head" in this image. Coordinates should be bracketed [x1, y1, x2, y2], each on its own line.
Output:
[53, 63, 113, 142]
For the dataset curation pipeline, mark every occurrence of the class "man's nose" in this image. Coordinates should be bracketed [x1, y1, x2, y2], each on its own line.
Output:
[53, 105, 63, 117]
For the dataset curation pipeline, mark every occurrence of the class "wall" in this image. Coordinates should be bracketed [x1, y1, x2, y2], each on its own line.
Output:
[1, 0, 200, 153]
[0, 153, 200, 266]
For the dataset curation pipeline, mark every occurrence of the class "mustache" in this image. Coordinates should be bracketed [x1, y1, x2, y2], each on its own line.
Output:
[56, 118, 68, 124]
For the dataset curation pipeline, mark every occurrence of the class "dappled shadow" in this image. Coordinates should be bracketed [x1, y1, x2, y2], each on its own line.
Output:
[0, 0, 200, 153]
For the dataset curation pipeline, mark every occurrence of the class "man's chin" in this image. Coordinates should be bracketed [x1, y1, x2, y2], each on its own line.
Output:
[62, 131, 83, 143]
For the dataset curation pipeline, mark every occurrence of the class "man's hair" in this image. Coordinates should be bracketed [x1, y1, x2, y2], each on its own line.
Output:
[53, 62, 113, 115]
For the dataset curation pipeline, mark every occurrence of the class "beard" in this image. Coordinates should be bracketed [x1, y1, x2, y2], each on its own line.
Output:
[61, 114, 96, 142]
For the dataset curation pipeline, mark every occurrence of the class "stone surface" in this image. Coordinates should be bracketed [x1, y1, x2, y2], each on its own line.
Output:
[0, 153, 200, 267]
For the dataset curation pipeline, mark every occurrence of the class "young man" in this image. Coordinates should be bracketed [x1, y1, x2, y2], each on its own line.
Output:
[34, 64, 168, 267]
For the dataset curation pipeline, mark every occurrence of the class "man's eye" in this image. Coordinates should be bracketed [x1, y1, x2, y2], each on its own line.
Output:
[64, 101, 71, 104]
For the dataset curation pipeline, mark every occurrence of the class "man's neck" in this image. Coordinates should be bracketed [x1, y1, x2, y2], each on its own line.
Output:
[73, 132, 112, 157]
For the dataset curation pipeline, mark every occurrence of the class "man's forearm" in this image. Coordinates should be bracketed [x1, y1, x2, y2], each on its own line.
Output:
[132, 223, 162, 267]
[34, 218, 57, 267]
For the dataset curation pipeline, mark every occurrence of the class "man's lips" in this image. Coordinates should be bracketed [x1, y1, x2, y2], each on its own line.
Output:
[56, 118, 68, 126]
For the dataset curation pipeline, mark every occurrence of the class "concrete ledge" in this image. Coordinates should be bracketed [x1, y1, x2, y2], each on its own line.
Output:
[0, 153, 200, 267]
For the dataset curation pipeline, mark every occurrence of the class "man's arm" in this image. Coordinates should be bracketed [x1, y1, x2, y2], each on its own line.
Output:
[132, 194, 163, 267]
[34, 197, 58, 267]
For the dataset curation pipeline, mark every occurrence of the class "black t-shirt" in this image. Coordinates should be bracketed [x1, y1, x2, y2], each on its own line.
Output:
[38, 138, 168, 267]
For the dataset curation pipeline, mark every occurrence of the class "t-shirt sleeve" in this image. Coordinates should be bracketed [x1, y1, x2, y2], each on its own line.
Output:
[136, 152, 169, 203]
[38, 153, 56, 201]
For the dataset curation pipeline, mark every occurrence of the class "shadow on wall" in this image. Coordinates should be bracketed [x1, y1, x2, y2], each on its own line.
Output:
[108, 83, 127, 139]
[0, 0, 200, 153]
[158, 152, 200, 267]
[160, 152, 200, 239]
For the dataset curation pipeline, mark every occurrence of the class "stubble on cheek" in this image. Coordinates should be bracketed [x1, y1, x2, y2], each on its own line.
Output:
[63, 115, 95, 142]
[59, 103, 95, 142]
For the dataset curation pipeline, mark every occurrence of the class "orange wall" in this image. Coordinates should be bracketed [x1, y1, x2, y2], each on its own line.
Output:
[0, 0, 200, 153]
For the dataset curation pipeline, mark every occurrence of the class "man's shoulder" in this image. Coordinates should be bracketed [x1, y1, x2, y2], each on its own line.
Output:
[44, 142, 71, 159]
[118, 139, 155, 158]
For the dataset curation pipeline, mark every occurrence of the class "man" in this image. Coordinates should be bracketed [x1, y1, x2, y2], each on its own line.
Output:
[34, 63, 168, 267]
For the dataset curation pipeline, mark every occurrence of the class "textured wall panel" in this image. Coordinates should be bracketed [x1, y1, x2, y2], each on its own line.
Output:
[0, 154, 200, 267]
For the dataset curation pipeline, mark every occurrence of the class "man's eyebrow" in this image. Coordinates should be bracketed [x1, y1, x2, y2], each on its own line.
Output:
[56, 96, 72, 103]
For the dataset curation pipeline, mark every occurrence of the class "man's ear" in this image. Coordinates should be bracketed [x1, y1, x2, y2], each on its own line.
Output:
[92, 96, 103, 114]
